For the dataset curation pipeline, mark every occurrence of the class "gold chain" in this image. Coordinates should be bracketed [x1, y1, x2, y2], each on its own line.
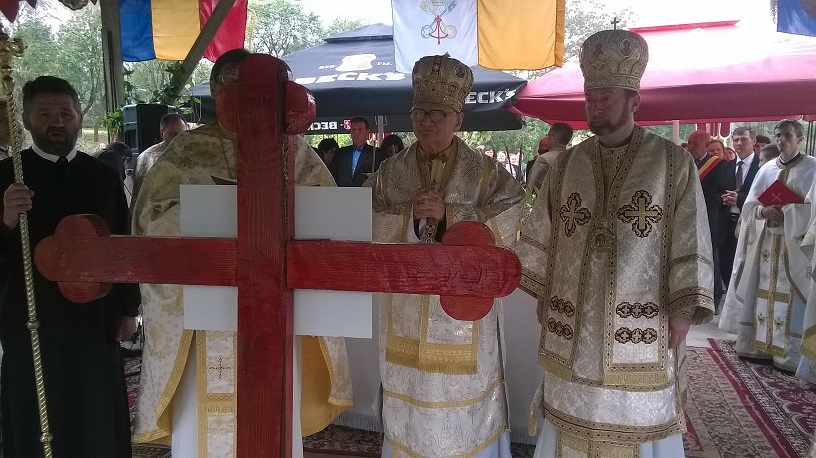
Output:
[0, 30, 53, 457]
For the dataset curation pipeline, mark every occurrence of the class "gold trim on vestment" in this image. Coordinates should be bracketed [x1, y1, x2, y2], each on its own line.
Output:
[671, 253, 714, 269]
[316, 336, 353, 408]
[545, 402, 684, 444]
[602, 128, 669, 386]
[385, 295, 479, 374]
[560, 432, 640, 458]
[197, 333, 208, 458]
[751, 231, 792, 358]
[802, 325, 816, 361]
[519, 270, 548, 299]
[132, 328, 195, 444]
[383, 379, 503, 409]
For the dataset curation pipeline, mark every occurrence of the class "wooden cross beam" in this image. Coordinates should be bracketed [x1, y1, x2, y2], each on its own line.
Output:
[32, 54, 521, 457]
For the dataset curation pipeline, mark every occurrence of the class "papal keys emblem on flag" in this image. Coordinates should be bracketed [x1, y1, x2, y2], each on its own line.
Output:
[420, 0, 459, 44]
[392, 0, 565, 72]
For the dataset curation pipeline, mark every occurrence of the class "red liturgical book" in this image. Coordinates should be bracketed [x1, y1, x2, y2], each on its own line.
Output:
[758, 180, 804, 206]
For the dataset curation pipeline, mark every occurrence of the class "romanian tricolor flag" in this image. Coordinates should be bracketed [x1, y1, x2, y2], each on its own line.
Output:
[392, 0, 565, 73]
[119, 0, 248, 62]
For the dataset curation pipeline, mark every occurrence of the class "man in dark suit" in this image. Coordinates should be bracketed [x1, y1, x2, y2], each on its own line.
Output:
[687, 130, 731, 310]
[329, 116, 384, 186]
[720, 126, 761, 291]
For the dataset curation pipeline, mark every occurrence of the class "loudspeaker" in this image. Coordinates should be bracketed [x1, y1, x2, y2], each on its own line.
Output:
[122, 104, 175, 153]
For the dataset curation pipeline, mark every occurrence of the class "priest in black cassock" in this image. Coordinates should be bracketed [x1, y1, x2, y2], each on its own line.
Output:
[0, 76, 139, 457]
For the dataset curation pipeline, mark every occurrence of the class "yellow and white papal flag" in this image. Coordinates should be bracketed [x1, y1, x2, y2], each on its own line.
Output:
[392, 0, 565, 72]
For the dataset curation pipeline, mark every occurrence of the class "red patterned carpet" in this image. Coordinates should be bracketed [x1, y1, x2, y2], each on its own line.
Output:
[125, 339, 816, 457]
[683, 339, 816, 458]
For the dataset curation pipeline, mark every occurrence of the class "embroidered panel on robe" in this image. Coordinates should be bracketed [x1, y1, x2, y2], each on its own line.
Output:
[514, 127, 714, 455]
[130, 123, 354, 455]
[721, 155, 816, 373]
[364, 137, 525, 457]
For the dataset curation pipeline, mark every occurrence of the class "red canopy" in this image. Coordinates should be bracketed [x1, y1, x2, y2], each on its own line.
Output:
[511, 21, 816, 128]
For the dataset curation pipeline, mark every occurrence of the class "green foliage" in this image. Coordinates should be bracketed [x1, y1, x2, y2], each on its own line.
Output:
[11, 5, 105, 123]
[246, 0, 363, 56]
[54, 5, 104, 118]
[99, 108, 123, 137]
[563, 0, 635, 61]
[122, 62, 199, 113]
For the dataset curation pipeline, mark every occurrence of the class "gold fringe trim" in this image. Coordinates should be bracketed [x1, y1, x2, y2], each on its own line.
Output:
[385, 294, 479, 375]
[385, 334, 478, 374]
[383, 379, 502, 409]
[603, 370, 669, 388]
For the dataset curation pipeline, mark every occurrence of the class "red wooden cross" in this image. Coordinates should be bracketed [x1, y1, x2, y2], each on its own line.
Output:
[33, 54, 521, 457]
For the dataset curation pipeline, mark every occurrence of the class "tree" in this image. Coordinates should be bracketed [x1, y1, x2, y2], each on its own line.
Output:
[9, 5, 105, 120]
[12, 18, 60, 87]
[246, 0, 363, 57]
[246, 0, 324, 56]
[55, 5, 104, 118]
[563, 0, 635, 61]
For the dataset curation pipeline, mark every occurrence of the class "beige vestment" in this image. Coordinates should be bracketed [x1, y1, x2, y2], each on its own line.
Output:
[364, 137, 525, 457]
[131, 122, 353, 456]
[515, 127, 714, 457]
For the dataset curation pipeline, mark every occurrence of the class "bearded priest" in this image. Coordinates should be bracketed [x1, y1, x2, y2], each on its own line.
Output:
[515, 30, 715, 458]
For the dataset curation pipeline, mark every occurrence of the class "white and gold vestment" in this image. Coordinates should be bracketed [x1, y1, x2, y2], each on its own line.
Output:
[364, 136, 525, 457]
[515, 127, 714, 457]
[131, 122, 353, 455]
[720, 154, 816, 374]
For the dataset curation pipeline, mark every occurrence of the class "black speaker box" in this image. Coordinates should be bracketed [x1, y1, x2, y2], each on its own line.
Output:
[122, 104, 175, 153]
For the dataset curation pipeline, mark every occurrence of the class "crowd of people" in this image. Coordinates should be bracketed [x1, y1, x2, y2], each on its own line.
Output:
[0, 28, 814, 458]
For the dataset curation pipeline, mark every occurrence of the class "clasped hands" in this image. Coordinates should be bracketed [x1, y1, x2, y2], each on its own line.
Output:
[413, 188, 445, 221]
[722, 190, 738, 207]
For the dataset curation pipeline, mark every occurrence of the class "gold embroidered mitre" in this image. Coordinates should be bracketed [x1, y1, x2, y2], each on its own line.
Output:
[579, 29, 648, 91]
[412, 54, 474, 112]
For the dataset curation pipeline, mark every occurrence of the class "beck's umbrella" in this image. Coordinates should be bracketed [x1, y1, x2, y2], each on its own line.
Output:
[188, 24, 526, 133]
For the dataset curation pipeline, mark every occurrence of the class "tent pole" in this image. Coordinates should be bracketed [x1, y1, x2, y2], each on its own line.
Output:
[672, 120, 680, 144]
[374, 115, 385, 173]
[100, 0, 125, 141]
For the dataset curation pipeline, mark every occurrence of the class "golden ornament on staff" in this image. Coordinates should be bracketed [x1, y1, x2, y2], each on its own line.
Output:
[0, 29, 54, 458]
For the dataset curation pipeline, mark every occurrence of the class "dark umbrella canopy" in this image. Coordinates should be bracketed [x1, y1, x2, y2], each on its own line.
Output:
[187, 24, 526, 133]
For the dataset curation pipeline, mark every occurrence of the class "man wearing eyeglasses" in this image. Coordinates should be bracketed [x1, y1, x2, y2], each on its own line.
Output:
[131, 49, 353, 453]
[364, 54, 524, 458]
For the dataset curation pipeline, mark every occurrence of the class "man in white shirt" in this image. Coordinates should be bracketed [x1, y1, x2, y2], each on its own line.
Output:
[720, 126, 761, 291]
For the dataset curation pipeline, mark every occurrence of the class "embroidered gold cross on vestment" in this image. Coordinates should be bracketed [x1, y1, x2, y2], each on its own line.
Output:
[617, 190, 663, 237]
